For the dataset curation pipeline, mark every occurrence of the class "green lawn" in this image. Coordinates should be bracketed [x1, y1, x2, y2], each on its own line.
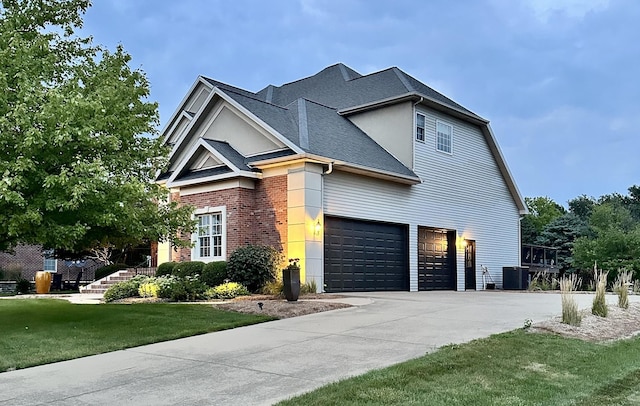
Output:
[0, 299, 274, 372]
[279, 330, 640, 406]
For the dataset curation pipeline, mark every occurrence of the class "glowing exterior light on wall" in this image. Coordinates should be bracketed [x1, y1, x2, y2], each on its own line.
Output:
[315, 219, 322, 236]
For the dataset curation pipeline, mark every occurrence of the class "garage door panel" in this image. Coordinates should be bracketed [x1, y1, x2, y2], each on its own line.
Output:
[418, 227, 456, 290]
[324, 216, 408, 292]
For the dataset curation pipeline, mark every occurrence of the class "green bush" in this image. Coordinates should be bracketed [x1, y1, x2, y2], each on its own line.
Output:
[156, 275, 206, 301]
[206, 282, 250, 300]
[201, 261, 228, 287]
[156, 262, 177, 277]
[138, 280, 160, 298]
[261, 279, 283, 296]
[227, 245, 282, 292]
[95, 263, 128, 280]
[1, 268, 22, 281]
[15, 278, 31, 294]
[103, 275, 149, 302]
[301, 279, 318, 295]
[173, 261, 205, 278]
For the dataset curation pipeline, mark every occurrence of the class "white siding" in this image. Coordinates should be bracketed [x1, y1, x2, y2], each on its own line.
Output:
[323, 106, 520, 291]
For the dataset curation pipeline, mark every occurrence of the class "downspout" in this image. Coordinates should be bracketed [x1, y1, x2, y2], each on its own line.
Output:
[413, 96, 424, 107]
[318, 162, 333, 293]
[323, 161, 333, 175]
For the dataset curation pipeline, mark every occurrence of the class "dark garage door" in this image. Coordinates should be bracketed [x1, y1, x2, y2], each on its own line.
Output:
[417, 227, 456, 290]
[324, 216, 409, 292]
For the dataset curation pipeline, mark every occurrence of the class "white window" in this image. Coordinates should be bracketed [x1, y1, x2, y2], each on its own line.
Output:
[43, 249, 57, 272]
[192, 206, 226, 262]
[436, 120, 453, 154]
[416, 112, 426, 142]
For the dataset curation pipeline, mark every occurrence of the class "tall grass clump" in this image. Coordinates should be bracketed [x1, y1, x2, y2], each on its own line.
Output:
[613, 269, 633, 309]
[592, 263, 608, 317]
[560, 273, 581, 326]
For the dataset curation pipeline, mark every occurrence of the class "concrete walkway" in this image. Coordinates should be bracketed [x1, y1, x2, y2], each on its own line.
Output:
[1, 291, 633, 405]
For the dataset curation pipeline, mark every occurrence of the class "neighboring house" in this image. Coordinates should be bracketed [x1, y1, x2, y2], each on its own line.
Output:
[156, 63, 527, 292]
[0, 244, 95, 282]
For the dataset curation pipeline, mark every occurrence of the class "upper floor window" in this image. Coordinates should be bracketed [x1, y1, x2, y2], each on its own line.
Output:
[436, 120, 453, 154]
[416, 113, 426, 142]
[43, 249, 56, 272]
[192, 206, 226, 262]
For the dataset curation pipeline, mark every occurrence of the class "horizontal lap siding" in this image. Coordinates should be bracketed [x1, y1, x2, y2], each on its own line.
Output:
[324, 106, 520, 291]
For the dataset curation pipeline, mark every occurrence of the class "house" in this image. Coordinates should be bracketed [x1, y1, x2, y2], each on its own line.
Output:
[155, 63, 527, 292]
[0, 244, 94, 282]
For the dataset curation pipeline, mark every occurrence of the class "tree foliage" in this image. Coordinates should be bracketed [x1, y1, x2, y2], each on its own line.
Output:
[536, 213, 589, 273]
[0, 0, 194, 255]
[522, 196, 566, 242]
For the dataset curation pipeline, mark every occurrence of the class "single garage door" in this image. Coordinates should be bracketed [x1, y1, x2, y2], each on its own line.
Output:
[417, 227, 457, 290]
[324, 216, 409, 292]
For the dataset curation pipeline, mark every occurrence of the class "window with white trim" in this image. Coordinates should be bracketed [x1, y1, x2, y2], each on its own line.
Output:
[416, 112, 426, 142]
[192, 206, 226, 262]
[436, 120, 452, 154]
[43, 249, 57, 272]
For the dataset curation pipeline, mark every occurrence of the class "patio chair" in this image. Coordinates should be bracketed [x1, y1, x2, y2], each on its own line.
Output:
[51, 273, 63, 291]
[63, 271, 83, 291]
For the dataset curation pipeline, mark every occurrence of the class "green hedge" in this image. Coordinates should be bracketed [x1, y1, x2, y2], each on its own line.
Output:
[201, 261, 227, 287]
[156, 262, 177, 277]
[227, 245, 282, 292]
[173, 261, 205, 278]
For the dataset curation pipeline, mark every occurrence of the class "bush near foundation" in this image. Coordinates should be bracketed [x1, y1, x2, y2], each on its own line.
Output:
[227, 245, 282, 292]
[201, 261, 228, 287]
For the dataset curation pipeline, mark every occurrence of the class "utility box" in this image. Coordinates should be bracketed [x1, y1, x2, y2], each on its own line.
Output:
[502, 266, 529, 290]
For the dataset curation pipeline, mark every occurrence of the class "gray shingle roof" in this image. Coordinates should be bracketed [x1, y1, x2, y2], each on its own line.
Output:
[198, 63, 486, 181]
[202, 139, 252, 171]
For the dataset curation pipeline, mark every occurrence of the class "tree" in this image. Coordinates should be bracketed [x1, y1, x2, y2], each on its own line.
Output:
[0, 0, 193, 256]
[521, 196, 566, 243]
[536, 213, 589, 273]
[568, 195, 596, 222]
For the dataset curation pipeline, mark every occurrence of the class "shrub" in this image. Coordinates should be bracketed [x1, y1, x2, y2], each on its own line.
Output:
[206, 282, 250, 300]
[1, 267, 22, 281]
[95, 263, 128, 281]
[528, 271, 558, 291]
[201, 261, 227, 287]
[103, 275, 149, 302]
[592, 265, 608, 317]
[138, 280, 160, 298]
[156, 275, 206, 301]
[173, 261, 205, 278]
[560, 274, 581, 326]
[227, 245, 282, 292]
[613, 269, 632, 309]
[156, 261, 177, 277]
[15, 278, 31, 294]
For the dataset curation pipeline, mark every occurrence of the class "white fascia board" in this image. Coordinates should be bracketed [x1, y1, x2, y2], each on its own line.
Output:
[167, 138, 242, 185]
[160, 76, 213, 145]
[166, 81, 219, 162]
[167, 171, 260, 188]
[339, 92, 490, 126]
[249, 153, 421, 185]
[483, 124, 528, 214]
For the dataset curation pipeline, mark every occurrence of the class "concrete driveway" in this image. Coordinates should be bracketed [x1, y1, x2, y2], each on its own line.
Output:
[0, 291, 626, 405]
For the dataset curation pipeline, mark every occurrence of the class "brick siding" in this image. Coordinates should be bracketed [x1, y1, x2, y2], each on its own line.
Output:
[173, 175, 288, 262]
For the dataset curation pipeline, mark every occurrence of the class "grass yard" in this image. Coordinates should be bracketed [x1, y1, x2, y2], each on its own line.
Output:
[0, 299, 274, 372]
[279, 330, 640, 406]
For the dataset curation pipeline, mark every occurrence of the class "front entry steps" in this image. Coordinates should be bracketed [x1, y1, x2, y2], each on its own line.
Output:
[80, 268, 157, 295]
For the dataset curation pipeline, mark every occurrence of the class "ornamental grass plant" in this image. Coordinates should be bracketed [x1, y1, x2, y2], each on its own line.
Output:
[613, 269, 633, 309]
[592, 264, 608, 317]
[560, 273, 581, 326]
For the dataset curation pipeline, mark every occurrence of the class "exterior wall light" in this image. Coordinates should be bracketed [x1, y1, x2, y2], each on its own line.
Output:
[315, 220, 322, 236]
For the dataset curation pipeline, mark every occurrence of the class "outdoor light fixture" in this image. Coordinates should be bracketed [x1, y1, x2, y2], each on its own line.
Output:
[314, 220, 322, 236]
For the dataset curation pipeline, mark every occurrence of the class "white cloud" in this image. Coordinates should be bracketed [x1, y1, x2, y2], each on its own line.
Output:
[522, 0, 611, 22]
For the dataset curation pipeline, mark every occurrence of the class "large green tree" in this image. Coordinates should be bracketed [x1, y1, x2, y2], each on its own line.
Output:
[0, 0, 193, 257]
[521, 196, 565, 244]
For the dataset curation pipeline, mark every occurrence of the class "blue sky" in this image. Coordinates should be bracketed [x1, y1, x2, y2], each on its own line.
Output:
[81, 0, 638, 207]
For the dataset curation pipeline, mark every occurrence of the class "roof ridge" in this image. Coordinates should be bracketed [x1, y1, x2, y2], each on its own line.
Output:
[221, 87, 291, 110]
[392, 67, 414, 92]
[297, 99, 310, 149]
[201, 77, 256, 95]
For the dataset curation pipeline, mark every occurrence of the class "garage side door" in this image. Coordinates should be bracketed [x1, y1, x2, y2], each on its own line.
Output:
[324, 216, 409, 292]
[417, 227, 457, 290]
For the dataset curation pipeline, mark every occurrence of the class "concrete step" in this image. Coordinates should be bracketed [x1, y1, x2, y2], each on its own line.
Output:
[79, 268, 157, 295]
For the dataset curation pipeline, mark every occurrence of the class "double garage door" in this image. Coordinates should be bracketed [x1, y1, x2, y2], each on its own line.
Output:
[324, 217, 456, 292]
